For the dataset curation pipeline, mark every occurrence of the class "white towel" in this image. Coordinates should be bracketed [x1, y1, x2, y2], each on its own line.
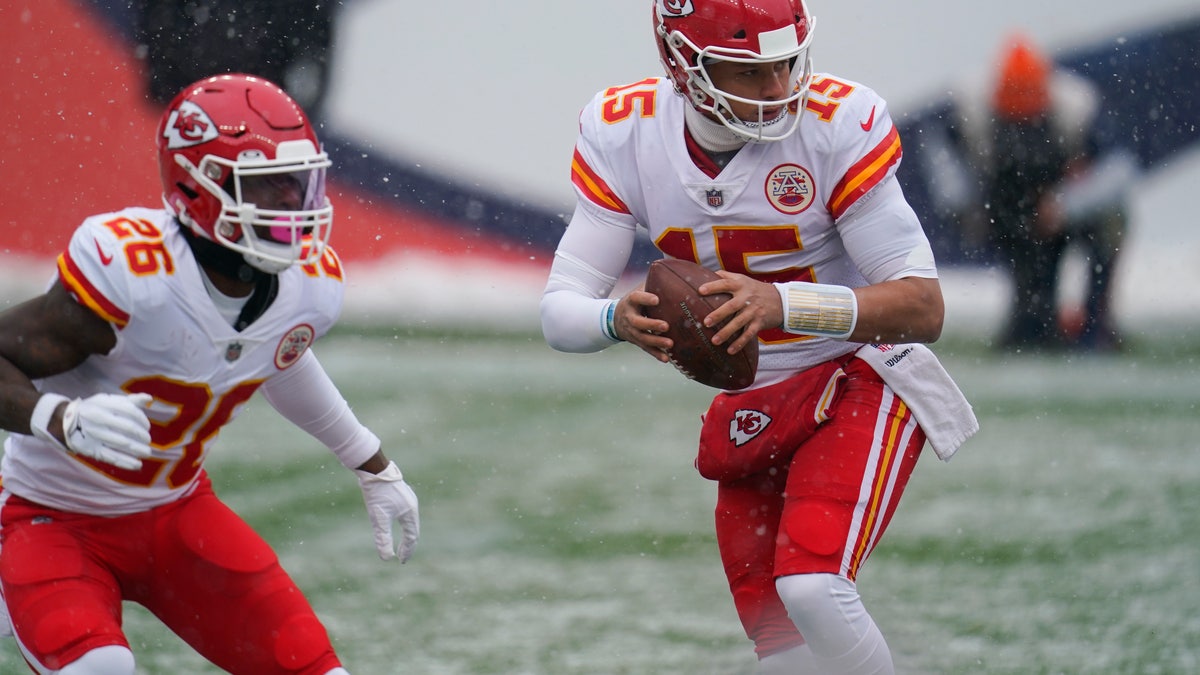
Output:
[854, 343, 979, 461]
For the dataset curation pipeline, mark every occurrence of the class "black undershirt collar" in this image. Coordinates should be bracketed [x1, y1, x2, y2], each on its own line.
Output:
[178, 226, 279, 332]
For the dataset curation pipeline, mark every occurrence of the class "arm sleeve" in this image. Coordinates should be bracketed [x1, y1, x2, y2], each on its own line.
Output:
[260, 349, 381, 470]
[539, 200, 639, 353]
[836, 177, 938, 284]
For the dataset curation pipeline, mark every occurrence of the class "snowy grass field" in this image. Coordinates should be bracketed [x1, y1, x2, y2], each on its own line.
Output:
[0, 326, 1195, 674]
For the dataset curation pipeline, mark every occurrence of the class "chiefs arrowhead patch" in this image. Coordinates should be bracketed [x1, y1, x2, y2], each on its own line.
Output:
[729, 408, 772, 446]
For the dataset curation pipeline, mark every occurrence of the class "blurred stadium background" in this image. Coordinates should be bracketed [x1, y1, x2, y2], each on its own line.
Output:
[4, 0, 1200, 334]
[1, 0, 1199, 672]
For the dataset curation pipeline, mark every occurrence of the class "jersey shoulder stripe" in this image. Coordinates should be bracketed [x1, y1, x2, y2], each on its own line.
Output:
[827, 124, 902, 219]
[57, 250, 130, 327]
[571, 146, 630, 214]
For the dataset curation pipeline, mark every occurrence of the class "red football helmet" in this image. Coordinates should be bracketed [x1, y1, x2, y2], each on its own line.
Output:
[157, 74, 333, 273]
[653, 0, 815, 142]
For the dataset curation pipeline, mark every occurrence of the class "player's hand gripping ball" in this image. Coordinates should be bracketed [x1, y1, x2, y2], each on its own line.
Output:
[642, 258, 758, 390]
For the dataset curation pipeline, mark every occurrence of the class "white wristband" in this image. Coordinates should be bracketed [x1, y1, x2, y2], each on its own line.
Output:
[601, 300, 622, 342]
[776, 282, 859, 339]
[29, 393, 71, 449]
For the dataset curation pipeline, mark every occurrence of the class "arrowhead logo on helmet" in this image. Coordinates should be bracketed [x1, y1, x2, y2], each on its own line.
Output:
[162, 101, 218, 149]
[657, 0, 695, 17]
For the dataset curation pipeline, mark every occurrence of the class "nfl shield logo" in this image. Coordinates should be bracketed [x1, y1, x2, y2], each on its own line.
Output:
[225, 341, 244, 362]
[706, 189, 724, 207]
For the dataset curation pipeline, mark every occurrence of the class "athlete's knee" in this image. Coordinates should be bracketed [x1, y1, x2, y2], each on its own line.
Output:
[242, 583, 337, 673]
[776, 572, 838, 605]
[54, 645, 136, 675]
[273, 611, 335, 671]
[776, 573, 894, 673]
[775, 573, 864, 632]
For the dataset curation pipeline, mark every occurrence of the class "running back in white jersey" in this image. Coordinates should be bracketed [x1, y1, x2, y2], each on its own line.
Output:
[1, 207, 346, 516]
[570, 75, 937, 378]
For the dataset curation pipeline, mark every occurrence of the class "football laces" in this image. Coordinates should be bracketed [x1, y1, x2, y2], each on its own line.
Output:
[666, 352, 698, 380]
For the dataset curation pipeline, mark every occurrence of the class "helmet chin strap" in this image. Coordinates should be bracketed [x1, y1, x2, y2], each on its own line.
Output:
[242, 241, 301, 275]
[686, 83, 797, 145]
[179, 222, 280, 331]
[179, 223, 268, 284]
[715, 101, 793, 143]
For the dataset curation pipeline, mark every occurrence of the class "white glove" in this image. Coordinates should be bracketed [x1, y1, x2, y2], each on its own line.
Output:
[355, 461, 420, 562]
[30, 392, 154, 471]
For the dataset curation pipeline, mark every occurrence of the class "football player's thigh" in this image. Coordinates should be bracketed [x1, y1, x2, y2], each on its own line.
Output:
[775, 371, 922, 577]
[0, 511, 126, 668]
[140, 492, 340, 675]
[715, 471, 807, 657]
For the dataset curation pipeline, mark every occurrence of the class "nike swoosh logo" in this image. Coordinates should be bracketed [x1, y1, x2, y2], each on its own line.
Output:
[94, 238, 114, 265]
[860, 105, 876, 132]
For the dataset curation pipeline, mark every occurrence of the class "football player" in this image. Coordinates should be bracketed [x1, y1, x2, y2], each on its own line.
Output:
[0, 74, 418, 674]
[541, 1, 977, 672]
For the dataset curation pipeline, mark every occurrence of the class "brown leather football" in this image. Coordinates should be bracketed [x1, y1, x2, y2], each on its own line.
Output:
[642, 258, 758, 390]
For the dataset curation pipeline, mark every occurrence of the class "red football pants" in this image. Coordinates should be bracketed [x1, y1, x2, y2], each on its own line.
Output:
[697, 356, 925, 658]
[0, 474, 342, 674]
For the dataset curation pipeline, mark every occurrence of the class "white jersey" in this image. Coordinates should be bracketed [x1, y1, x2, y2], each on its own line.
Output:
[552, 75, 937, 383]
[2, 207, 346, 516]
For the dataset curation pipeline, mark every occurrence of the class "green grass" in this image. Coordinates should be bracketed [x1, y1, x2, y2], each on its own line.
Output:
[1, 328, 1197, 673]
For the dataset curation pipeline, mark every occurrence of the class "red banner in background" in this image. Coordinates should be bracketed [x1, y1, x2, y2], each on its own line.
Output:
[1, 0, 158, 256]
[0, 0, 542, 269]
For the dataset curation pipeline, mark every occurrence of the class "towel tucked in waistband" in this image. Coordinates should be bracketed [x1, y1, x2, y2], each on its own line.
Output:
[854, 343, 978, 461]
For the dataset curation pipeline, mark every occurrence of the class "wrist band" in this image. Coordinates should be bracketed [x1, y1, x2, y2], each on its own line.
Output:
[777, 282, 858, 339]
[602, 300, 623, 342]
[30, 393, 71, 449]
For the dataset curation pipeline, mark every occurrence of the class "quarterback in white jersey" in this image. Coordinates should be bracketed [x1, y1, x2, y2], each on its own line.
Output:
[561, 73, 931, 381]
[542, 1, 976, 673]
[0, 75, 417, 675]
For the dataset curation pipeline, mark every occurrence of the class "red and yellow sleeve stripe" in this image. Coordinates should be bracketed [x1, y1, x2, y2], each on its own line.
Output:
[56, 252, 130, 328]
[571, 147, 630, 214]
[827, 125, 902, 220]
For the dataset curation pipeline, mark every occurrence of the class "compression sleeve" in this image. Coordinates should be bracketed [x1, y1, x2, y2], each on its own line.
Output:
[260, 349, 381, 470]
[540, 200, 639, 353]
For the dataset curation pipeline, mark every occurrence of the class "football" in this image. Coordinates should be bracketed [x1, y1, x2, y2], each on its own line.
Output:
[642, 258, 759, 390]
